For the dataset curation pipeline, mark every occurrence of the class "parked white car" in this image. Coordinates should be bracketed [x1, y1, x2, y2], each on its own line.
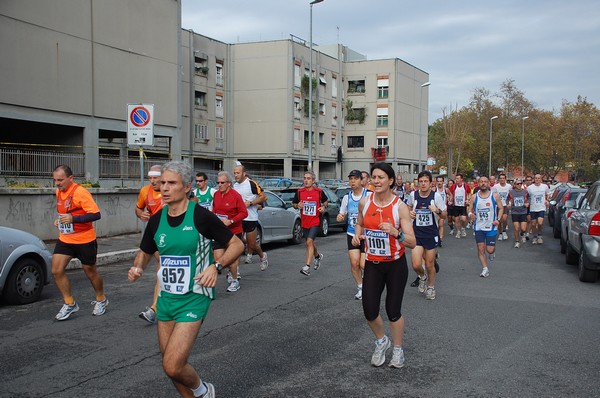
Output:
[0, 226, 53, 304]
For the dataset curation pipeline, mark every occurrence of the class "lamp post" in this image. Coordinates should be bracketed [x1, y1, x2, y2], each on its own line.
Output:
[418, 82, 431, 172]
[308, 0, 324, 171]
[521, 115, 529, 178]
[489, 115, 498, 177]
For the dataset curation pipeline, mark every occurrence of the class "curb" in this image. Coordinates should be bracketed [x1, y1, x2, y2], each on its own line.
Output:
[65, 249, 139, 270]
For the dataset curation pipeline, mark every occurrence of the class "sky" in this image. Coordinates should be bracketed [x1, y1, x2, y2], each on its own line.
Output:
[181, 0, 600, 122]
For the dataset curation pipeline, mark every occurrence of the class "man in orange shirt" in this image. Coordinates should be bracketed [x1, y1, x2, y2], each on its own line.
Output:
[136, 164, 164, 323]
[52, 164, 107, 321]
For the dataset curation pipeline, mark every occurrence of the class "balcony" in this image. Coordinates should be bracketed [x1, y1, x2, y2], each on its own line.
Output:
[371, 146, 389, 161]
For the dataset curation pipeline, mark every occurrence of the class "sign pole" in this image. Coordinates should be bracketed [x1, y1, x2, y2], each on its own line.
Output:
[140, 148, 144, 188]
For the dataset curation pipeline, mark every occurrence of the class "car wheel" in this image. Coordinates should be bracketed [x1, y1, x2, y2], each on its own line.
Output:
[578, 245, 599, 283]
[560, 233, 567, 254]
[565, 241, 578, 265]
[289, 219, 303, 245]
[319, 215, 329, 237]
[3, 257, 45, 305]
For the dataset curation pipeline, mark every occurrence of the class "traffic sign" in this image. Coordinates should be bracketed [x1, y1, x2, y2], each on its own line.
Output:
[127, 104, 154, 146]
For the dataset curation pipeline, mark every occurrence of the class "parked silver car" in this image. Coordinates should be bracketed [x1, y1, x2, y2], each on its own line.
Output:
[563, 180, 600, 282]
[257, 191, 303, 245]
[0, 226, 53, 304]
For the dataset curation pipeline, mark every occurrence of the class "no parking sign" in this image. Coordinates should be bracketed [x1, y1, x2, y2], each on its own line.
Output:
[127, 104, 154, 146]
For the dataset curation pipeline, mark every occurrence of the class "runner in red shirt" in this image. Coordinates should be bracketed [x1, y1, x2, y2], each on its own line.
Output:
[293, 171, 328, 276]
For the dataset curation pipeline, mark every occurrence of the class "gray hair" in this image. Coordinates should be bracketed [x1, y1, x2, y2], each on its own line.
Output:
[304, 171, 316, 180]
[161, 161, 193, 185]
[150, 164, 162, 171]
[217, 170, 233, 182]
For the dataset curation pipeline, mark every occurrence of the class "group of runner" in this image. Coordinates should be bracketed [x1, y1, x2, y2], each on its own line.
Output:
[49, 160, 550, 397]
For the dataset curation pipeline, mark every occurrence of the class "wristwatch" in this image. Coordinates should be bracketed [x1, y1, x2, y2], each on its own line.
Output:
[396, 230, 404, 242]
[214, 262, 223, 272]
[437, 209, 442, 215]
[229, 219, 234, 225]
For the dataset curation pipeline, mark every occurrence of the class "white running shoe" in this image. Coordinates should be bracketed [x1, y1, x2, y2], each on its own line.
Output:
[498, 234, 504, 241]
[244, 254, 253, 264]
[521, 235, 527, 244]
[313, 253, 324, 270]
[514, 241, 520, 248]
[354, 286, 362, 300]
[418, 276, 428, 294]
[532, 237, 538, 245]
[226, 271, 234, 284]
[226, 279, 240, 292]
[461, 228, 467, 237]
[480, 267, 490, 277]
[537, 236, 543, 244]
[260, 252, 268, 271]
[91, 298, 109, 316]
[502, 231, 508, 240]
[388, 347, 405, 368]
[55, 302, 79, 321]
[456, 231, 461, 239]
[425, 287, 436, 300]
[371, 336, 391, 367]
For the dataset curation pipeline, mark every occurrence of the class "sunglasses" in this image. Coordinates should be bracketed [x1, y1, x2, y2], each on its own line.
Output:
[196, 179, 204, 183]
[217, 181, 229, 184]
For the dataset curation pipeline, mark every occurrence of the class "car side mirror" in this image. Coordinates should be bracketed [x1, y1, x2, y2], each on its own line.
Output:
[549, 200, 556, 206]
[564, 200, 576, 208]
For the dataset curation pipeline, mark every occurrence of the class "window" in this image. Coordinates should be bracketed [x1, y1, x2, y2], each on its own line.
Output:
[319, 102, 326, 115]
[294, 128, 301, 151]
[332, 76, 337, 98]
[332, 111, 337, 127]
[215, 126, 224, 149]
[194, 53, 208, 75]
[331, 137, 337, 155]
[194, 91, 206, 107]
[376, 107, 388, 127]
[194, 124, 208, 140]
[319, 132, 324, 145]
[377, 137, 388, 147]
[294, 97, 301, 119]
[215, 96, 223, 118]
[377, 78, 389, 99]
[216, 63, 223, 86]
[294, 64, 301, 87]
[304, 130, 315, 148]
[319, 72, 327, 86]
[347, 136, 364, 148]
[348, 80, 365, 94]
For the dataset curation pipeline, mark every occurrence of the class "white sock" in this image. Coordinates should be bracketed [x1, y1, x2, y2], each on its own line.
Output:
[192, 382, 207, 397]
[377, 335, 387, 345]
[357, 284, 362, 289]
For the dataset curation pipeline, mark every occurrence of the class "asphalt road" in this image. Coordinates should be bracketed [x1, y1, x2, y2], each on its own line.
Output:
[1, 226, 599, 398]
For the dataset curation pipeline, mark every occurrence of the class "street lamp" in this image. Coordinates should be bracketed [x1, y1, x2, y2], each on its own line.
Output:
[489, 115, 498, 177]
[308, 0, 324, 171]
[419, 82, 431, 172]
[521, 115, 529, 178]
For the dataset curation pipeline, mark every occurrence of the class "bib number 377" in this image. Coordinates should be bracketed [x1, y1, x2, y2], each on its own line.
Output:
[158, 255, 192, 294]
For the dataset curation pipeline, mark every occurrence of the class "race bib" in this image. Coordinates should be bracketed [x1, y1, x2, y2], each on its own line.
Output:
[534, 194, 543, 204]
[199, 201, 211, 209]
[215, 213, 228, 220]
[303, 201, 317, 216]
[365, 229, 391, 257]
[499, 192, 509, 205]
[158, 255, 192, 295]
[349, 214, 358, 228]
[513, 197, 524, 207]
[58, 214, 74, 234]
[477, 208, 491, 222]
[455, 196, 465, 206]
[416, 209, 433, 227]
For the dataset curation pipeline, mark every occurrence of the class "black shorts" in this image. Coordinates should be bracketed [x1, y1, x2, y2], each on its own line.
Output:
[347, 234, 365, 252]
[512, 214, 528, 223]
[446, 205, 454, 216]
[453, 206, 467, 217]
[302, 226, 320, 240]
[415, 236, 440, 250]
[54, 239, 98, 265]
[213, 233, 243, 250]
[242, 220, 258, 233]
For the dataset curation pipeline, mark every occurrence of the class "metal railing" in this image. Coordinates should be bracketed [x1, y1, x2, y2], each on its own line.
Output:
[0, 147, 85, 177]
[0, 147, 170, 179]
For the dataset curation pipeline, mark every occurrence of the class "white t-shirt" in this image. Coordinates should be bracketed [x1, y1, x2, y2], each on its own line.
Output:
[492, 183, 512, 206]
[233, 178, 263, 221]
[527, 183, 549, 212]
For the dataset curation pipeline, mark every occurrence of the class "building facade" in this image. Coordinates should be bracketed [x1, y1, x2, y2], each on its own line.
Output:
[0, 0, 428, 186]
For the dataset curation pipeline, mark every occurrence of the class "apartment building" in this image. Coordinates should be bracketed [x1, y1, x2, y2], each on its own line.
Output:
[0, 0, 428, 185]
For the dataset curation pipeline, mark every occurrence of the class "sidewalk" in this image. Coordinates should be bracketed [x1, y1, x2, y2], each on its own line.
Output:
[45, 233, 142, 270]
